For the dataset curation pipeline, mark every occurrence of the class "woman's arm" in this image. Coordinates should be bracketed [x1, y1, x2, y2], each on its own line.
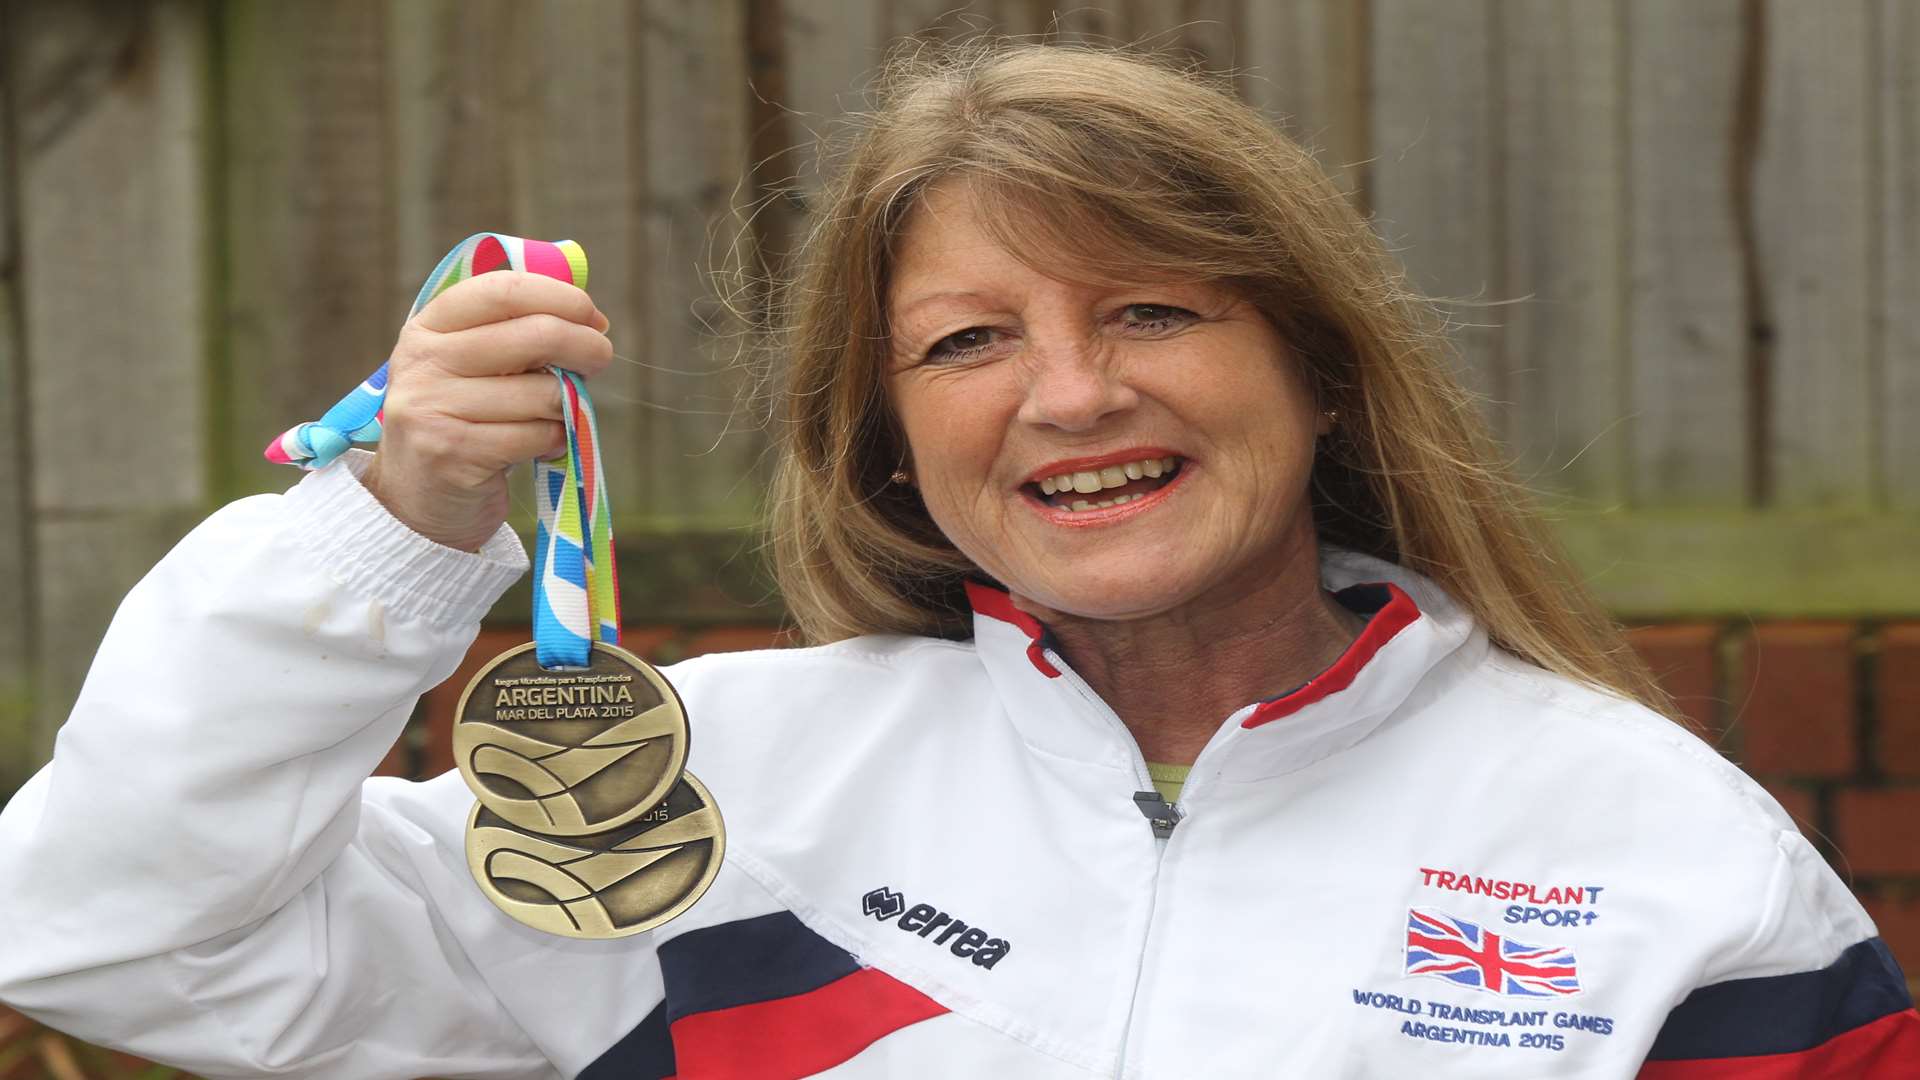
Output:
[0, 452, 561, 1078]
[1640, 828, 1920, 1075]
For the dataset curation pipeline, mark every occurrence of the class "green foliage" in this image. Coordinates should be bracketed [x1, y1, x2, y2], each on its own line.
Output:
[0, 679, 35, 810]
[1555, 512, 1920, 618]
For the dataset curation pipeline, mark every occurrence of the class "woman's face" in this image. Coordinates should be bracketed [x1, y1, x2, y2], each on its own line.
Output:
[885, 180, 1329, 622]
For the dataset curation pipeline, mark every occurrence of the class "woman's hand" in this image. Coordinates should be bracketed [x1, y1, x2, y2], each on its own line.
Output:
[360, 271, 613, 553]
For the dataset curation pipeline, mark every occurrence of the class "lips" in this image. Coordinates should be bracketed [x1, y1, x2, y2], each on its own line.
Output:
[1019, 449, 1189, 519]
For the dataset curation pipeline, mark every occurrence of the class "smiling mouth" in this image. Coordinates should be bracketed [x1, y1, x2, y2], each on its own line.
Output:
[1025, 455, 1184, 512]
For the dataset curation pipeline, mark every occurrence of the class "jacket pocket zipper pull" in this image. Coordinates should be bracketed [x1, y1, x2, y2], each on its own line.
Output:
[1133, 791, 1181, 839]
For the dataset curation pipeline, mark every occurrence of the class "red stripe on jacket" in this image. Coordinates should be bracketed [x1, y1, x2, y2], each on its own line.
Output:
[1637, 1007, 1920, 1079]
[669, 966, 949, 1079]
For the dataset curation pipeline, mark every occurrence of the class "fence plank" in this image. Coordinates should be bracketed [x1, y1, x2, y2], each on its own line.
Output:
[1168, 0, 1243, 75]
[987, 0, 1053, 39]
[633, 1, 765, 532]
[876, 0, 1221, 52]
[1879, 0, 1920, 510]
[1498, 1, 1627, 503]
[1369, 0, 1501, 417]
[1242, 0, 1369, 198]
[15, 0, 209, 763]
[1047, 2, 1148, 46]
[766, 0, 885, 374]
[221, 0, 398, 502]
[883, 0, 986, 41]
[512, 3, 650, 544]
[1625, 0, 1747, 508]
[1756, 0, 1873, 508]
[781, 0, 886, 217]
[388, 1, 522, 279]
[0, 2, 34, 798]
[18, 1, 207, 514]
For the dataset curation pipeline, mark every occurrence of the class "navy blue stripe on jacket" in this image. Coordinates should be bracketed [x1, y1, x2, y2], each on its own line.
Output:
[577, 912, 865, 1079]
[1645, 936, 1915, 1061]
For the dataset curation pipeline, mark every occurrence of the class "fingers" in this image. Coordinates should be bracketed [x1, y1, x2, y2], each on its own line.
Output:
[411, 371, 568, 423]
[391, 417, 569, 485]
[414, 271, 610, 335]
[467, 419, 572, 470]
[368, 269, 613, 550]
[409, 312, 615, 378]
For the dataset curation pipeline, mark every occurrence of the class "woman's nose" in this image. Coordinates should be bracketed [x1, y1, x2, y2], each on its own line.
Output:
[1014, 339, 1139, 432]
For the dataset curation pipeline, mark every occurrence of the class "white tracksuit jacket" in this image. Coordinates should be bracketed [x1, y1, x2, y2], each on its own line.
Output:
[1, 452, 1916, 1080]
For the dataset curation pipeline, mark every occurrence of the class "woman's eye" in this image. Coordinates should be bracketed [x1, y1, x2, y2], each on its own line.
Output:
[922, 305, 1193, 363]
[925, 327, 996, 362]
[1121, 303, 1195, 330]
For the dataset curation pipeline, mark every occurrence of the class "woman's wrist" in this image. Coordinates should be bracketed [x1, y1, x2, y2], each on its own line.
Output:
[283, 450, 529, 628]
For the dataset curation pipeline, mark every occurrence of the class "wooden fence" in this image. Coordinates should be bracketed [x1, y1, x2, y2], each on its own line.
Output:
[2, 0, 1917, 789]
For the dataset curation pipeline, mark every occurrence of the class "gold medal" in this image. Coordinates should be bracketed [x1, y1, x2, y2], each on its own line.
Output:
[464, 771, 725, 938]
[452, 640, 724, 937]
[453, 640, 688, 836]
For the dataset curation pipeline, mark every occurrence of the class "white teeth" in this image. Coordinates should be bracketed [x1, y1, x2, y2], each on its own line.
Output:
[1038, 456, 1182, 506]
[1055, 491, 1151, 513]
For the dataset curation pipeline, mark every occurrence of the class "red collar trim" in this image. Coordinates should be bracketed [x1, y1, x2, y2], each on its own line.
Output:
[964, 581, 1062, 678]
[967, 579, 1421, 696]
[1242, 582, 1421, 728]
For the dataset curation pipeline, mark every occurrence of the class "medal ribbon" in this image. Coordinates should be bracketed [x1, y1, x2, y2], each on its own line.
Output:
[264, 233, 621, 669]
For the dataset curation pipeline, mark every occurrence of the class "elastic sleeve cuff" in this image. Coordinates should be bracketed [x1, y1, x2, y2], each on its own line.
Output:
[278, 450, 529, 629]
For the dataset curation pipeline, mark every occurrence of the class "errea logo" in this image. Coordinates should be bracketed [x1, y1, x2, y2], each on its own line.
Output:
[862, 887, 1012, 970]
[863, 887, 907, 920]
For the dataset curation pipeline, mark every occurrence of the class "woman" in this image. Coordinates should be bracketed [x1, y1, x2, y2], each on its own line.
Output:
[1, 41, 1915, 1079]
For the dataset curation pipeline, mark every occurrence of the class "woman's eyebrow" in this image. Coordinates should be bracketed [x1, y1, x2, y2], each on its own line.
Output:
[895, 289, 995, 318]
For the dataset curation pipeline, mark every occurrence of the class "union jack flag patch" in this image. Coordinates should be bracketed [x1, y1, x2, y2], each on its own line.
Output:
[1404, 907, 1582, 997]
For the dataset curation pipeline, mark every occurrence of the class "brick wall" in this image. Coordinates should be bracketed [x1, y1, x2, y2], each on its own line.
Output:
[393, 619, 1920, 994]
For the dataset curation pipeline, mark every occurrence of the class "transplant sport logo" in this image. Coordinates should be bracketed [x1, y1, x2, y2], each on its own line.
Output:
[861, 886, 1012, 970]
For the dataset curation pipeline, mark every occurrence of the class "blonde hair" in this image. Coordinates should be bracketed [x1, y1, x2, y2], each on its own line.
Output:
[760, 40, 1675, 721]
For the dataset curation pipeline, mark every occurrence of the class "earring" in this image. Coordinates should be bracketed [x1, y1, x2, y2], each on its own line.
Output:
[890, 469, 912, 485]
[1323, 409, 1340, 426]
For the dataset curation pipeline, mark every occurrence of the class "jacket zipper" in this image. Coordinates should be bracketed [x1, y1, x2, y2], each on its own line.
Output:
[1046, 653, 1194, 1079]
[1045, 651, 1252, 1076]
[1112, 741, 1241, 1078]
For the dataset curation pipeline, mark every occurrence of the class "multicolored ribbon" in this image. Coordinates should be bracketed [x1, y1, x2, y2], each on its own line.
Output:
[264, 233, 620, 669]
[534, 366, 622, 667]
